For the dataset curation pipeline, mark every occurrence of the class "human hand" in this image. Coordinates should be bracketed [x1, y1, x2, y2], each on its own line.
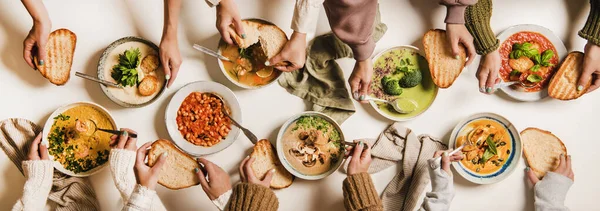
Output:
[134, 142, 168, 190]
[159, 34, 181, 88]
[476, 50, 501, 94]
[194, 158, 232, 200]
[578, 42, 600, 93]
[526, 154, 574, 185]
[239, 156, 274, 188]
[446, 24, 477, 66]
[349, 59, 373, 103]
[345, 140, 372, 176]
[216, 0, 244, 45]
[266, 31, 306, 72]
[109, 128, 138, 151]
[23, 21, 51, 70]
[432, 150, 463, 176]
[27, 133, 49, 161]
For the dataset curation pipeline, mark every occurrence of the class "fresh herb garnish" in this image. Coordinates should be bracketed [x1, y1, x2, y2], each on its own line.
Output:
[481, 135, 498, 164]
[111, 48, 141, 87]
[53, 114, 70, 121]
[527, 74, 543, 83]
[510, 70, 521, 76]
[509, 42, 539, 59]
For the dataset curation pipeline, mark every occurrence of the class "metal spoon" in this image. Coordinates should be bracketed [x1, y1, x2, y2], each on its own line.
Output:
[192, 44, 235, 63]
[75, 72, 122, 88]
[363, 96, 418, 114]
[209, 93, 259, 144]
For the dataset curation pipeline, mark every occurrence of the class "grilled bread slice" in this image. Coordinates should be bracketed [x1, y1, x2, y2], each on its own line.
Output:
[34, 28, 76, 85]
[257, 24, 288, 61]
[148, 139, 200, 190]
[422, 29, 467, 88]
[548, 51, 590, 100]
[521, 128, 568, 179]
[228, 20, 261, 49]
[250, 139, 294, 189]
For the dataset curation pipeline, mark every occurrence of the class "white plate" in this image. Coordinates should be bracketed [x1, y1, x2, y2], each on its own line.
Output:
[448, 112, 522, 184]
[497, 24, 568, 101]
[42, 102, 117, 177]
[369, 45, 438, 121]
[165, 81, 241, 156]
[276, 111, 346, 180]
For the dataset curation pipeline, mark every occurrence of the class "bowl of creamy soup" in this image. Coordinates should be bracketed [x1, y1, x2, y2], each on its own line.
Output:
[276, 112, 345, 180]
[42, 102, 117, 177]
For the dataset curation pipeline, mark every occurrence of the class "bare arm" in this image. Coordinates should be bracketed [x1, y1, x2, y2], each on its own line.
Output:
[160, 0, 182, 88]
[21, 0, 51, 70]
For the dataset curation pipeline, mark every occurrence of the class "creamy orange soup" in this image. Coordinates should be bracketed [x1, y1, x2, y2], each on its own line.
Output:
[456, 119, 512, 174]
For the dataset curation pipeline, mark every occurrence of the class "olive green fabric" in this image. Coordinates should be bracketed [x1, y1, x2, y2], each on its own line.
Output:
[579, 0, 600, 46]
[465, 0, 499, 55]
[278, 6, 387, 124]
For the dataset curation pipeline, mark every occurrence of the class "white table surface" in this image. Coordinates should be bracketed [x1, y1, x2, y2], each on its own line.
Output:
[0, 0, 597, 210]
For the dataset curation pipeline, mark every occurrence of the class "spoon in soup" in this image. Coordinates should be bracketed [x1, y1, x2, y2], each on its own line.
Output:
[363, 96, 418, 114]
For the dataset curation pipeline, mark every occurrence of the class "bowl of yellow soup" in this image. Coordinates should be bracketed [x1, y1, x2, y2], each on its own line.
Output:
[42, 102, 117, 177]
[216, 19, 286, 89]
[449, 112, 522, 184]
[369, 46, 438, 121]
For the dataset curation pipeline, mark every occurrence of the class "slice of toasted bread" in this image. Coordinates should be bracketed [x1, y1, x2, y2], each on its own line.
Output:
[257, 24, 288, 60]
[228, 20, 261, 49]
[34, 28, 76, 85]
[138, 75, 159, 96]
[148, 139, 200, 190]
[548, 51, 590, 100]
[521, 128, 568, 179]
[250, 139, 294, 189]
[422, 29, 466, 88]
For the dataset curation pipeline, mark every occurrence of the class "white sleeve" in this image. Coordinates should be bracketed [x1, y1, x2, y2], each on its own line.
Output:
[418, 158, 455, 211]
[12, 160, 54, 211]
[291, 0, 324, 33]
[211, 190, 232, 210]
[205, 0, 220, 7]
[122, 185, 160, 211]
[534, 172, 572, 211]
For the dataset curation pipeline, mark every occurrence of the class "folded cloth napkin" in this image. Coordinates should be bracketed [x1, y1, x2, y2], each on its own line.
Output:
[278, 6, 387, 124]
[345, 123, 448, 211]
[0, 118, 100, 211]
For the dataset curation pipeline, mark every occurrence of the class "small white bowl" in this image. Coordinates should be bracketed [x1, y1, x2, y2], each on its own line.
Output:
[448, 112, 522, 184]
[42, 102, 117, 177]
[276, 111, 346, 180]
[165, 81, 241, 156]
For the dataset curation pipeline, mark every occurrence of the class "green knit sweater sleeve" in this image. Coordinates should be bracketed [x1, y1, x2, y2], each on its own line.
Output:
[579, 0, 600, 45]
[226, 183, 279, 211]
[464, 0, 499, 55]
[342, 173, 383, 211]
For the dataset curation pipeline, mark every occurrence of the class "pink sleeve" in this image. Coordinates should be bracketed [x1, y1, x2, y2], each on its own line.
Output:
[440, 0, 479, 24]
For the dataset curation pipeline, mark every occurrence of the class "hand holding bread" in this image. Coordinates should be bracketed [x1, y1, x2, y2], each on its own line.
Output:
[195, 158, 232, 200]
[446, 24, 477, 66]
[216, 0, 245, 46]
[240, 156, 275, 188]
[577, 42, 600, 93]
[134, 142, 168, 190]
[526, 154, 573, 185]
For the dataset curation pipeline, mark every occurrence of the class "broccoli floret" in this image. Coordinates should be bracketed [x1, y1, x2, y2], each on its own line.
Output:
[399, 69, 422, 88]
[381, 77, 403, 95]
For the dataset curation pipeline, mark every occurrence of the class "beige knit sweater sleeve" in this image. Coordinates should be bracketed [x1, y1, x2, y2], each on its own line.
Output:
[12, 160, 54, 211]
[110, 149, 166, 211]
[342, 172, 383, 211]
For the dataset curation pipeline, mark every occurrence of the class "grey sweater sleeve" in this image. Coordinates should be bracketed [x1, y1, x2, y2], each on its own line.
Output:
[534, 172, 572, 211]
[418, 158, 455, 211]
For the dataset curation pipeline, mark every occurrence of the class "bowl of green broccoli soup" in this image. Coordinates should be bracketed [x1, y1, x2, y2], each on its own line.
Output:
[369, 46, 438, 121]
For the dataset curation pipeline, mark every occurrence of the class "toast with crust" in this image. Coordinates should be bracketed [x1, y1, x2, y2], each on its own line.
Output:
[34, 28, 76, 85]
[548, 51, 590, 100]
[521, 128, 568, 179]
[148, 139, 200, 190]
[422, 29, 467, 88]
[227, 20, 261, 49]
[250, 139, 294, 189]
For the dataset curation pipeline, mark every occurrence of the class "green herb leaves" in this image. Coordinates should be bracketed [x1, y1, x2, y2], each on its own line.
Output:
[527, 74, 543, 83]
[509, 42, 539, 59]
[481, 135, 498, 164]
[53, 114, 70, 121]
[111, 48, 141, 87]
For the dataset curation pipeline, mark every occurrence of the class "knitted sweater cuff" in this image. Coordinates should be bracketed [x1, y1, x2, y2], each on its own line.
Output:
[20, 160, 54, 210]
[465, 0, 499, 55]
[579, 0, 600, 46]
[109, 149, 137, 202]
[211, 189, 232, 211]
[342, 173, 383, 211]
[227, 183, 278, 211]
[126, 185, 157, 210]
[445, 6, 467, 24]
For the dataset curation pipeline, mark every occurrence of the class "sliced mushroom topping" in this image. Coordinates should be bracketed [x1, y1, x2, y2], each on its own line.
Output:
[303, 159, 316, 167]
[289, 149, 303, 157]
[298, 131, 309, 140]
[318, 154, 325, 164]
